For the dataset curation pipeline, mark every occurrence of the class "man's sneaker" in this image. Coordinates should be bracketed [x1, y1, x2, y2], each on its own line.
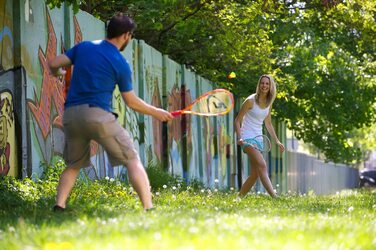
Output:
[145, 207, 155, 212]
[53, 205, 65, 212]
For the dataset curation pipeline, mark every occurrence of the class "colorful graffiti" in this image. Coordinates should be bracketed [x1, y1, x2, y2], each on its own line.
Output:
[0, 1, 17, 177]
[25, 8, 100, 166]
[151, 79, 163, 162]
[0, 0, 14, 71]
[167, 84, 193, 177]
[0, 90, 14, 176]
[27, 10, 65, 139]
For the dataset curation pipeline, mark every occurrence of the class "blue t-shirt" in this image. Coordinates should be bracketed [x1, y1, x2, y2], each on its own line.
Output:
[64, 40, 133, 112]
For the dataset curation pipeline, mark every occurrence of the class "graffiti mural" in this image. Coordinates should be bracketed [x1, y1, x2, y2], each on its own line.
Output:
[25, 8, 97, 168]
[151, 79, 163, 162]
[27, 10, 65, 140]
[167, 84, 193, 178]
[140, 44, 164, 165]
[0, 90, 15, 176]
[0, 1, 18, 177]
[0, 0, 14, 71]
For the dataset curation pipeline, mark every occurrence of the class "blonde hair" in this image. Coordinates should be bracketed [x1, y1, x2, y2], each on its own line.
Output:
[255, 74, 276, 107]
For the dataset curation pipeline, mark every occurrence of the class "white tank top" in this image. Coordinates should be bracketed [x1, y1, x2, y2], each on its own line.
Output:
[240, 94, 270, 139]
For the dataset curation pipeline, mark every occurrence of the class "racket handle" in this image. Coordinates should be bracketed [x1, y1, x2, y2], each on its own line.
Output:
[171, 111, 182, 117]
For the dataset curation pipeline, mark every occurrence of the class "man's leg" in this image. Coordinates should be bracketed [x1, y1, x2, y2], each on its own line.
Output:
[58, 105, 91, 209]
[55, 165, 81, 208]
[126, 158, 153, 210]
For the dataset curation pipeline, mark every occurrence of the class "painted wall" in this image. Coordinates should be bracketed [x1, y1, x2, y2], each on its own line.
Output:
[0, 0, 359, 195]
[0, 0, 19, 177]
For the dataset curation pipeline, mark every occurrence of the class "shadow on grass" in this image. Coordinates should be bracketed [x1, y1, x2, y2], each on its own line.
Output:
[0, 178, 140, 230]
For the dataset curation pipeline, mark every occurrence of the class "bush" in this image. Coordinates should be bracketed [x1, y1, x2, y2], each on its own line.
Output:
[145, 161, 204, 191]
[40, 157, 66, 181]
[145, 162, 182, 190]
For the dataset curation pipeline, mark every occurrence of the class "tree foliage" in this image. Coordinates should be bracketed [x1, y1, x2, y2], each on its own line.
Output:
[46, 0, 376, 164]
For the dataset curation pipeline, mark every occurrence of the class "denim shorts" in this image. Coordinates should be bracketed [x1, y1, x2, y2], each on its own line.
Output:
[241, 138, 264, 152]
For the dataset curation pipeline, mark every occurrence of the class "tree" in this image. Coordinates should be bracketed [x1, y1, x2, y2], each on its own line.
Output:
[271, 0, 376, 163]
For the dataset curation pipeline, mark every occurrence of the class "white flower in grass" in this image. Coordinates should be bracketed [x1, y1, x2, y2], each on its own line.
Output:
[155, 192, 160, 196]
[189, 227, 199, 234]
[110, 178, 115, 182]
[172, 186, 177, 190]
[105, 176, 110, 180]
[200, 189, 205, 193]
[230, 187, 234, 191]
[163, 185, 167, 189]
[154, 232, 162, 240]
[348, 206, 354, 212]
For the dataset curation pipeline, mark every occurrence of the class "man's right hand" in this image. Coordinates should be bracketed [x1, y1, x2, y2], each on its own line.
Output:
[153, 108, 173, 122]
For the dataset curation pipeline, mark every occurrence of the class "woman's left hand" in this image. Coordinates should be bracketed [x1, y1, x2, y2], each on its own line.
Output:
[276, 141, 285, 153]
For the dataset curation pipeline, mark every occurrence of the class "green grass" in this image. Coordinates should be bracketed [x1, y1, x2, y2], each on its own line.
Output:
[0, 164, 375, 250]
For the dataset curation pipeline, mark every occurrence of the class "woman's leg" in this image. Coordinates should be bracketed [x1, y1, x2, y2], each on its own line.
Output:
[246, 147, 277, 198]
[239, 163, 259, 197]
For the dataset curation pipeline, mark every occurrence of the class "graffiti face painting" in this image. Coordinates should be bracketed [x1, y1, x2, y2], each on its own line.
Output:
[0, 97, 11, 175]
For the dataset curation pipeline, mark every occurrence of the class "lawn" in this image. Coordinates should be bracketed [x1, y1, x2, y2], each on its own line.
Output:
[0, 163, 375, 250]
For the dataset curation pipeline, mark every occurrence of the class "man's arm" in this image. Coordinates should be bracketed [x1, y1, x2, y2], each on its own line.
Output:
[121, 90, 173, 122]
[48, 54, 72, 76]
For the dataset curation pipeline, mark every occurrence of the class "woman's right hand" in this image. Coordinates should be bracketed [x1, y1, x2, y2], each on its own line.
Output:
[237, 138, 244, 146]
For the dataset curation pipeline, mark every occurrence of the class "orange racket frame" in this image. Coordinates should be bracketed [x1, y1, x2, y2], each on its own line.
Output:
[171, 88, 234, 117]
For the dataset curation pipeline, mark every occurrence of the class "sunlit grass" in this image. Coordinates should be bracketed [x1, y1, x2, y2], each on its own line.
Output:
[0, 176, 375, 250]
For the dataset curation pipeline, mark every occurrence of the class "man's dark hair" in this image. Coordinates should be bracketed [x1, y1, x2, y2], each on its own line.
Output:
[106, 13, 136, 39]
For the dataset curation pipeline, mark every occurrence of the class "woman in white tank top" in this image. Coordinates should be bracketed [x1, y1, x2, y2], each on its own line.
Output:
[235, 74, 285, 198]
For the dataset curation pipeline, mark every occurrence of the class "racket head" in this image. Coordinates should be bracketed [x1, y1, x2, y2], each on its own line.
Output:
[181, 89, 234, 116]
[243, 135, 271, 152]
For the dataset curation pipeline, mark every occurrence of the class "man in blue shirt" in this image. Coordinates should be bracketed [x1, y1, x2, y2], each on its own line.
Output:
[49, 13, 173, 211]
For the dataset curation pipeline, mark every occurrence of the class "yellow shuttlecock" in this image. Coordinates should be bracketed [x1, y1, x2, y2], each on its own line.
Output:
[227, 72, 236, 79]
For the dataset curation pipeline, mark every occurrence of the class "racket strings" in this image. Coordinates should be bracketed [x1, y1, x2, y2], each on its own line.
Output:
[190, 91, 233, 115]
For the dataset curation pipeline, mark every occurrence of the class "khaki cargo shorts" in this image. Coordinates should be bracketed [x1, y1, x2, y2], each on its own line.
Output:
[63, 104, 139, 168]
